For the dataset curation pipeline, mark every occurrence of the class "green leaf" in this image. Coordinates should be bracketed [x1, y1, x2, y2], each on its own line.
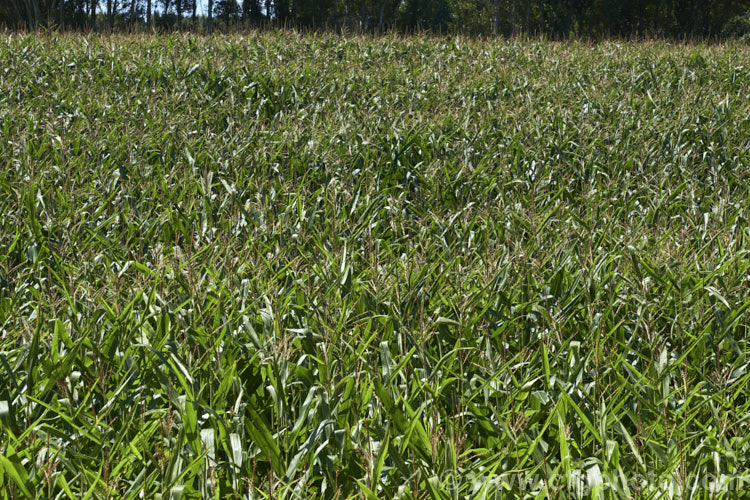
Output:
[0, 444, 34, 498]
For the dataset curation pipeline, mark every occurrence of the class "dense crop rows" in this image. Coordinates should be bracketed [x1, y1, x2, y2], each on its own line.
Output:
[1, 32, 750, 498]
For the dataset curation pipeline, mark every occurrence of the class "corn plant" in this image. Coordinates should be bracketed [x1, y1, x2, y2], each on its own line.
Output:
[0, 32, 749, 499]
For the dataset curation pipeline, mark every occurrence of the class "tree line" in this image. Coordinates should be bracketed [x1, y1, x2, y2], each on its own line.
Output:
[3, 0, 750, 39]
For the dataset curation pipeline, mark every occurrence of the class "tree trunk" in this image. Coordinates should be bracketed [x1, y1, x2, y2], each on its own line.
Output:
[32, 0, 40, 27]
[129, 0, 136, 26]
[24, 0, 41, 28]
[207, 0, 213, 33]
[57, 0, 64, 28]
[192, 0, 196, 23]
[525, 0, 530, 34]
[493, 0, 499, 35]
[512, 0, 518, 35]
[10, 0, 24, 28]
[50, 0, 60, 27]
[146, 0, 151, 25]
[665, 0, 672, 37]
[539, 0, 544, 34]
[90, 0, 96, 29]
[9, 0, 22, 28]
[378, 0, 386, 32]
[107, 0, 117, 31]
[162, 0, 171, 28]
[177, 0, 182, 29]
[9, 0, 23, 24]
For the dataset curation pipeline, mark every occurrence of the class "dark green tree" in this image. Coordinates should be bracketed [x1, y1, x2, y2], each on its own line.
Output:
[293, 0, 336, 27]
[400, 0, 450, 32]
[216, 0, 240, 23]
[242, 0, 264, 23]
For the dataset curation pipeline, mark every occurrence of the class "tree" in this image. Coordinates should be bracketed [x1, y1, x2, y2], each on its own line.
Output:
[274, 0, 290, 23]
[400, 0, 450, 32]
[215, 0, 240, 23]
[107, 0, 114, 29]
[208, 0, 213, 32]
[128, 0, 138, 25]
[293, 0, 336, 28]
[447, 0, 492, 35]
[1, 0, 748, 37]
[243, 0, 263, 23]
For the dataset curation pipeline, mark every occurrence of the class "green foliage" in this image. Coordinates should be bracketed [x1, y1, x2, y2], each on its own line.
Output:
[722, 11, 750, 39]
[1, 32, 750, 498]
[215, 0, 240, 21]
[4, 0, 750, 38]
